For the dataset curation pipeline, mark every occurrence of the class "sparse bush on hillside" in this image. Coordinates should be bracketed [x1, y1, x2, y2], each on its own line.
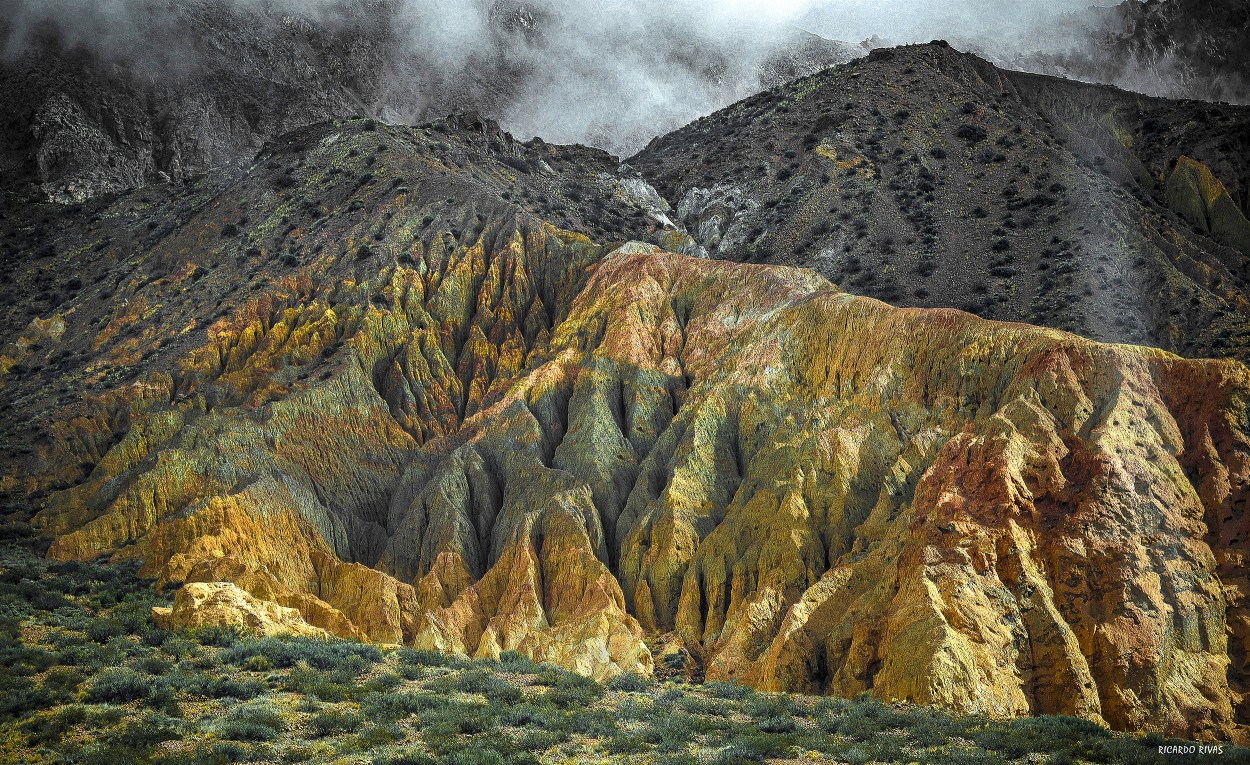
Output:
[607, 671, 652, 693]
[222, 635, 381, 672]
[217, 699, 285, 742]
[85, 667, 153, 704]
[956, 124, 988, 144]
[310, 705, 363, 737]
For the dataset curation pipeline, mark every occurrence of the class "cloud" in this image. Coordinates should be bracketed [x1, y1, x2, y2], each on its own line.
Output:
[0, 0, 1157, 155]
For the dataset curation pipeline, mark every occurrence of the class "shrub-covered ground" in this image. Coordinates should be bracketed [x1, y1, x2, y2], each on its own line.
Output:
[1, 537, 1246, 765]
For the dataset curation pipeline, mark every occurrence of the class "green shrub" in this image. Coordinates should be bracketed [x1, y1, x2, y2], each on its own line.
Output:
[0, 676, 56, 718]
[607, 671, 651, 693]
[705, 681, 755, 701]
[515, 729, 568, 752]
[420, 701, 495, 736]
[497, 650, 541, 674]
[310, 706, 363, 737]
[41, 666, 85, 697]
[177, 673, 265, 700]
[678, 694, 732, 716]
[820, 696, 896, 741]
[500, 703, 555, 729]
[446, 743, 505, 765]
[745, 694, 798, 721]
[240, 654, 272, 672]
[188, 625, 243, 648]
[222, 636, 381, 672]
[159, 635, 199, 659]
[20, 704, 88, 745]
[282, 664, 354, 701]
[648, 712, 716, 751]
[86, 667, 152, 703]
[85, 618, 127, 644]
[538, 671, 603, 708]
[135, 654, 173, 675]
[112, 596, 163, 633]
[653, 755, 701, 765]
[218, 699, 286, 742]
[374, 748, 437, 765]
[143, 679, 182, 716]
[713, 734, 792, 765]
[0, 642, 58, 675]
[112, 710, 181, 748]
[360, 690, 441, 722]
[756, 715, 797, 734]
[604, 733, 648, 754]
[442, 668, 522, 704]
[569, 709, 617, 737]
[185, 741, 249, 765]
[972, 715, 1110, 760]
[68, 742, 155, 764]
[940, 747, 1013, 765]
[360, 722, 404, 747]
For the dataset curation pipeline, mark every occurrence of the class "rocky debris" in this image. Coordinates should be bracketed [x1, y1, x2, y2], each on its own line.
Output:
[674, 184, 761, 259]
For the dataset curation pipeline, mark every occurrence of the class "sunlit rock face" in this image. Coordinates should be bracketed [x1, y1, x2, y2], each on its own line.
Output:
[2, 65, 1247, 740]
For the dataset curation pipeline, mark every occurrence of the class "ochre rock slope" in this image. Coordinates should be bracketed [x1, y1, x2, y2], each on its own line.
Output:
[2, 116, 1248, 739]
[399, 243, 1249, 741]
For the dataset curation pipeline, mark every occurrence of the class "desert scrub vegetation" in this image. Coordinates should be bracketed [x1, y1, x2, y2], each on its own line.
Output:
[0, 539, 1247, 764]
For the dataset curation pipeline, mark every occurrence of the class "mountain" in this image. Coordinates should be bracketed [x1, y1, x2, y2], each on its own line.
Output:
[2, 94, 1248, 743]
[629, 42, 1250, 364]
[0, 0, 859, 204]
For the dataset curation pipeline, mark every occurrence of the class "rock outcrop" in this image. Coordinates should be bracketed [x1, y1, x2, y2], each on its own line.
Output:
[1168, 156, 1250, 254]
[152, 581, 331, 640]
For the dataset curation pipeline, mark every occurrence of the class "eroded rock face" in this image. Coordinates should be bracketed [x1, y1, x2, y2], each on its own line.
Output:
[33, 237, 1250, 736]
[6, 118, 1248, 735]
[1168, 156, 1250, 254]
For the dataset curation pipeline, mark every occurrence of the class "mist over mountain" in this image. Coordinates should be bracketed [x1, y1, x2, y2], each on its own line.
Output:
[3, 0, 1245, 205]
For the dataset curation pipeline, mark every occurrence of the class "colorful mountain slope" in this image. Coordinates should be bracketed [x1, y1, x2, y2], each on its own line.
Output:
[2, 116, 1247, 740]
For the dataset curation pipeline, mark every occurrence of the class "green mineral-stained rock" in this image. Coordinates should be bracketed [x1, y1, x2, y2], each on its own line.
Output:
[1167, 155, 1250, 253]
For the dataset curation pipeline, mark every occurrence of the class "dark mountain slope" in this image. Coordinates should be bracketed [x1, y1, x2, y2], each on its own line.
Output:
[630, 42, 1250, 362]
[0, 0, 858, 204]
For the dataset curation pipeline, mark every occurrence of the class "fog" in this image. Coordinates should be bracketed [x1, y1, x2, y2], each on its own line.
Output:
[0, 0, 1161, 156]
